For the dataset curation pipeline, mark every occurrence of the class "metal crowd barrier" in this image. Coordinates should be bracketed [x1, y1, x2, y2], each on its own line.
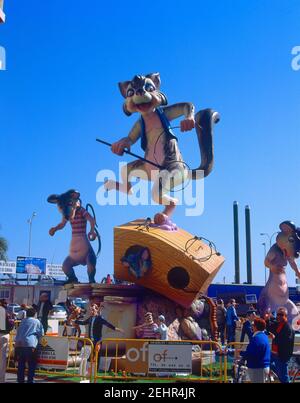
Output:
[223, 341, 300, 383]
[7, 333, 94, 383]
[5, 333, 300, 383]
[223, 342, 249, 383]
[94, 338, 224, 383]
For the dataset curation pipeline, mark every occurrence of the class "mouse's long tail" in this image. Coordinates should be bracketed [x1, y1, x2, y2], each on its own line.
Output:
[189, 108, 220, 180]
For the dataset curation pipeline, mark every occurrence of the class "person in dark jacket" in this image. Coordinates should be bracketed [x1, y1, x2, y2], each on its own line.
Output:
[75, 304, 124, 346]
[216, 299, 227, 345]
[240, 310, 257, 343]
[33, 293, 53, 334]
[268, 307, 295, 383]
[226, 299, 240, 343]
[240, 318, 271, 383]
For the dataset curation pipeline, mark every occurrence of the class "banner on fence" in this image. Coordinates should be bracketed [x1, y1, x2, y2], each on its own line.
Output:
[37, 336, 69, 370]
[111, 340, 193, 374]
[123, 340, 149, 373]
[148, 341, 193, 374]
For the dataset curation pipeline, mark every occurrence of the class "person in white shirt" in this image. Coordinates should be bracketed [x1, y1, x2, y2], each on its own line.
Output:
[154, 315, 169, 341]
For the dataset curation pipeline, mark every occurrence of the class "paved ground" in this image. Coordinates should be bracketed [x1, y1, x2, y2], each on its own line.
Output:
[4, 372, 78, 383]
[5, 373, 46, 383]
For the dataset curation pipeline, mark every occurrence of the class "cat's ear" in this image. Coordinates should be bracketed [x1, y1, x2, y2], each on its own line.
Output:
[118, 81, 131, 98]
[146, 73, 161, 89]
[47, 194, 60, 204]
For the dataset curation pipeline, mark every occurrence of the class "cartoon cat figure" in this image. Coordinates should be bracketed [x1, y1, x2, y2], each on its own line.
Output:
[105, 73, 219, 225]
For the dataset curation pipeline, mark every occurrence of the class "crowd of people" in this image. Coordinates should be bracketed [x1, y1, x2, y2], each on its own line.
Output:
[216, 298, 297, 383]
[0, 296, 125, 383]
[0, 294, 299, 384]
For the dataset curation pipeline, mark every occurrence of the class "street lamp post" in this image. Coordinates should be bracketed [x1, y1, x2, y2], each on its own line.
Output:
[27, 212, 37, 257]
[260, 231, 279, 250]
[27, 212, 37, 289]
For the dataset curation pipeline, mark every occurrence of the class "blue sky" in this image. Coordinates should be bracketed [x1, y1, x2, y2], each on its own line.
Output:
[0, 0, 300, 285]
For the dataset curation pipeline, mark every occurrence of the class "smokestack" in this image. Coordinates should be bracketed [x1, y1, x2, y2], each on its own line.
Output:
[233, 201, 240, 284]
[245, 205, 253, 284]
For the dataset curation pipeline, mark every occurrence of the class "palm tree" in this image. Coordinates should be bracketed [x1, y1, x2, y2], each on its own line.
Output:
[0, 236, 8, 261]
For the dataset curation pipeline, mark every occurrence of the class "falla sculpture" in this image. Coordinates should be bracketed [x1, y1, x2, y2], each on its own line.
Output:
[101, 72, 220, 227]
[258, 221, 300, 322]
[47, 190, 101, 284]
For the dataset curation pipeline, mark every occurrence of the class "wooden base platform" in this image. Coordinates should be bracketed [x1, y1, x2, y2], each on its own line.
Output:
[114, 219, 225, 308]
[64, 283, 145, 300]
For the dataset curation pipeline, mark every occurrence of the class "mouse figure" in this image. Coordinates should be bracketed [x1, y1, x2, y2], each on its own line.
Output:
[258, 221, 300, 322]
[121, 246, 151, 279]
[150, 215, 178, 231]
[47, 189, 101, 284]
[105, 73, 220, 226]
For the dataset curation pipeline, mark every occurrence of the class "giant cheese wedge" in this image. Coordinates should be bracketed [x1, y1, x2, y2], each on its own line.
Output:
[114, 219, 225, 308]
